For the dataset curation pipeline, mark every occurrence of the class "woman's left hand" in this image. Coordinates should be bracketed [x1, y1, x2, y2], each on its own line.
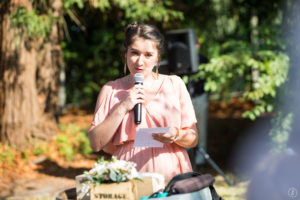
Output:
[152, 127, 179, 144]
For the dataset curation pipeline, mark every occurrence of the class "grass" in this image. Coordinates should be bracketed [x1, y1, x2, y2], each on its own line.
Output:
[0, 144, 16, 165]
[55, 123, 92, 161]
[0, 123, 93, 175]
[214, 174, 249, 200]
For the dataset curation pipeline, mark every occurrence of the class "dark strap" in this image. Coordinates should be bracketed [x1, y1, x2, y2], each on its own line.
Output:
[209, 185, 224, 200]
[163, 172, 224, 200]
[170, 174, 215, 194]
[164, 172, 202, 193]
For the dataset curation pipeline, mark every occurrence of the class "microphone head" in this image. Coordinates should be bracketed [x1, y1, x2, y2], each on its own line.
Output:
[133, 73, 144, 84]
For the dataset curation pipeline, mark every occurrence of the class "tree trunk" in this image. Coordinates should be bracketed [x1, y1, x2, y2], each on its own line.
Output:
[0, 0, 63, 148]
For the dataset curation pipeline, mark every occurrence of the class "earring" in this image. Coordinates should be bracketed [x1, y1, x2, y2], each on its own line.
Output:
[156, 64, 159, 79]
[124, 62, 127, 75]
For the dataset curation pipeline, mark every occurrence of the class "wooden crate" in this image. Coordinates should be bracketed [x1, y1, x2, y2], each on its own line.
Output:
[90, 180, 137, 200]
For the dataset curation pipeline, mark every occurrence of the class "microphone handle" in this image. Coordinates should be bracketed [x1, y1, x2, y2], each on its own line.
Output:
[134, 103, 142, 124]
[134, 81, 143, 124]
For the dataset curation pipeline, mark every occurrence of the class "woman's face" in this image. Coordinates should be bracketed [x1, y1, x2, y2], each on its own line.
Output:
[126, 37, 159, 78]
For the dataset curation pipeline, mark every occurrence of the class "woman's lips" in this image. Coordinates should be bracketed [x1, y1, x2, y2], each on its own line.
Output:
[135, 67, 143, 72]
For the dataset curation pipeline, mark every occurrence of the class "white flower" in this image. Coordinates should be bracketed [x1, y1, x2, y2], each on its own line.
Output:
[109, 159, 127, 170]
[91, 164, 106, 175]
[127, 168, 139, 180]
[84, 156, 141, 184]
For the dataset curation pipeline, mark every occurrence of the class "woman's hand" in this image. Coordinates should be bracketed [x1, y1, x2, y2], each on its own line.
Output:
[152, 125, 198, 148]
[121, 84, 145, 112]
[152, 127, 179, 144]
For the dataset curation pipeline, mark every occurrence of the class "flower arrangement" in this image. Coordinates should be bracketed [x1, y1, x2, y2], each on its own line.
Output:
[84, 156, 141, 186]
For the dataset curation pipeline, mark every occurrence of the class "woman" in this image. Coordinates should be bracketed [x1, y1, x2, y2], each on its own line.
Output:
[88, 22, 198, 180]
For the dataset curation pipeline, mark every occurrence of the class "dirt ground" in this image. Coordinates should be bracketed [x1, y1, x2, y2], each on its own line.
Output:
[0, 112, 97, 200]
[0, 100, 251, 200]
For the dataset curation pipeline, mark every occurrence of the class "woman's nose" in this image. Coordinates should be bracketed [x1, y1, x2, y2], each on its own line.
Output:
[137, 55, 145, 65]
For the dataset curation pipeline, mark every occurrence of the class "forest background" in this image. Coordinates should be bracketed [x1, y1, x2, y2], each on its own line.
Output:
[0, 0, 300, 199]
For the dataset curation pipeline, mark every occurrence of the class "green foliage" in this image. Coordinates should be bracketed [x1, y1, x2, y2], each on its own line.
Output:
[56, 134, 74, 161]
[0, 145, 15, 165]
[0, 123, 92, 167]
[33, 141, 48, 156]
[269, 112, 294, 153]
[192, 40, 290, 120]
[63, 0, 84, 10]
[56, 123, 92, 161]
[10, 6, 56, 39]
[89, 0, 184, 22]
[62, 28, 121, 107]
[62, 0, 184, 107]
[177, 0, 286, 60]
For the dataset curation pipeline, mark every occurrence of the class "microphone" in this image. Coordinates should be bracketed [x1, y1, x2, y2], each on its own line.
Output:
[133, 73, 144, 124]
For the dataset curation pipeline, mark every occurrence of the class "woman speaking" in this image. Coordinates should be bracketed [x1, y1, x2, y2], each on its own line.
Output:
[88, 22, 198, 180]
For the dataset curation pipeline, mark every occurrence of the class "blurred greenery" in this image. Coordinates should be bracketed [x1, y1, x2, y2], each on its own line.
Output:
[192, 41, 289, 120]
[10, 6, 55, 40]
[269, 112, 294, 153]
[61, 0, 184, 108]
[8, 0, 296, 153]
[56, 123, 92, 161]
[0, 123, 92, 165]
[60, 0, 291, 113]
[0, 145, 16, 165]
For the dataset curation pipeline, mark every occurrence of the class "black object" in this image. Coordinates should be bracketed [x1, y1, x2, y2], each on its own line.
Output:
[133, 73, 144, 124]
[149, 172, 224, 200]
[166, 29, 199, 75]
[164, 172, 215, 195]
[55, 187, 76, 200]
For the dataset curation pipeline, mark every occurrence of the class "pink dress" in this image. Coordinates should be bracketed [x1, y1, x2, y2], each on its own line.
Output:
[91, 75, 197, 180]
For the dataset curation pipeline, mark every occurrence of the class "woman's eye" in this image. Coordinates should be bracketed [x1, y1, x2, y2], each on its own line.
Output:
[131, 51, 138, 55]
[146, 53, 152, 57]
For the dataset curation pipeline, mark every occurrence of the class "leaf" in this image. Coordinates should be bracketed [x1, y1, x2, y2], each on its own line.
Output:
[266, 105, 273, 112]
[109, 169, 117, 182]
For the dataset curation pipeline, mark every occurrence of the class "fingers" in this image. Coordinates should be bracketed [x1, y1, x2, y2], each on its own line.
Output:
[131, 85, 145, 103]
[152, 127, 179, 144]
[133, 84, 144, 95]
[122, 85, 145, 111]
[152, 132, 175, 144]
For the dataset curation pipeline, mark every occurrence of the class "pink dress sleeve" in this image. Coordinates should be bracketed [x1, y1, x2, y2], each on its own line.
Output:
[90, 82, 116, 154]
[172, 76, 197, 128]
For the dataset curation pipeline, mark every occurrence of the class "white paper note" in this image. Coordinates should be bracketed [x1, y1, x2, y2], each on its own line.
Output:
[134, 127, 170, 148]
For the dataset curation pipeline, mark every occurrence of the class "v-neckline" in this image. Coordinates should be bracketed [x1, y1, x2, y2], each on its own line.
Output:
[144, 75, 166, 104]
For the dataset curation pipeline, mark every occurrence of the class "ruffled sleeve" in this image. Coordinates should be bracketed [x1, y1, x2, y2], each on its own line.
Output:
[90, 82, 116, 154]
[172, 76, 197, 128]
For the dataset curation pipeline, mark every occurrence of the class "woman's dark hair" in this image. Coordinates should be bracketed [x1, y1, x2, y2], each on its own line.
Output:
[123, 22, 164, 58]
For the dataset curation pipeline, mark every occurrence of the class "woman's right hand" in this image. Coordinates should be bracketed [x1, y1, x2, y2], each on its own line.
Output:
[88, 84, 145, 152]
[121, 84, 145, 112]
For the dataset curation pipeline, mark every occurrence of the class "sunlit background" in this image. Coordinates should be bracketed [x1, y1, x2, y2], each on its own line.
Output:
[0, 0, 299, 199]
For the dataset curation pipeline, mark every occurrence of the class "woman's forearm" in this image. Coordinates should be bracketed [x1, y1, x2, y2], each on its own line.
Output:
[174, 124, 198, 148]
[88, 103, 127, 152]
